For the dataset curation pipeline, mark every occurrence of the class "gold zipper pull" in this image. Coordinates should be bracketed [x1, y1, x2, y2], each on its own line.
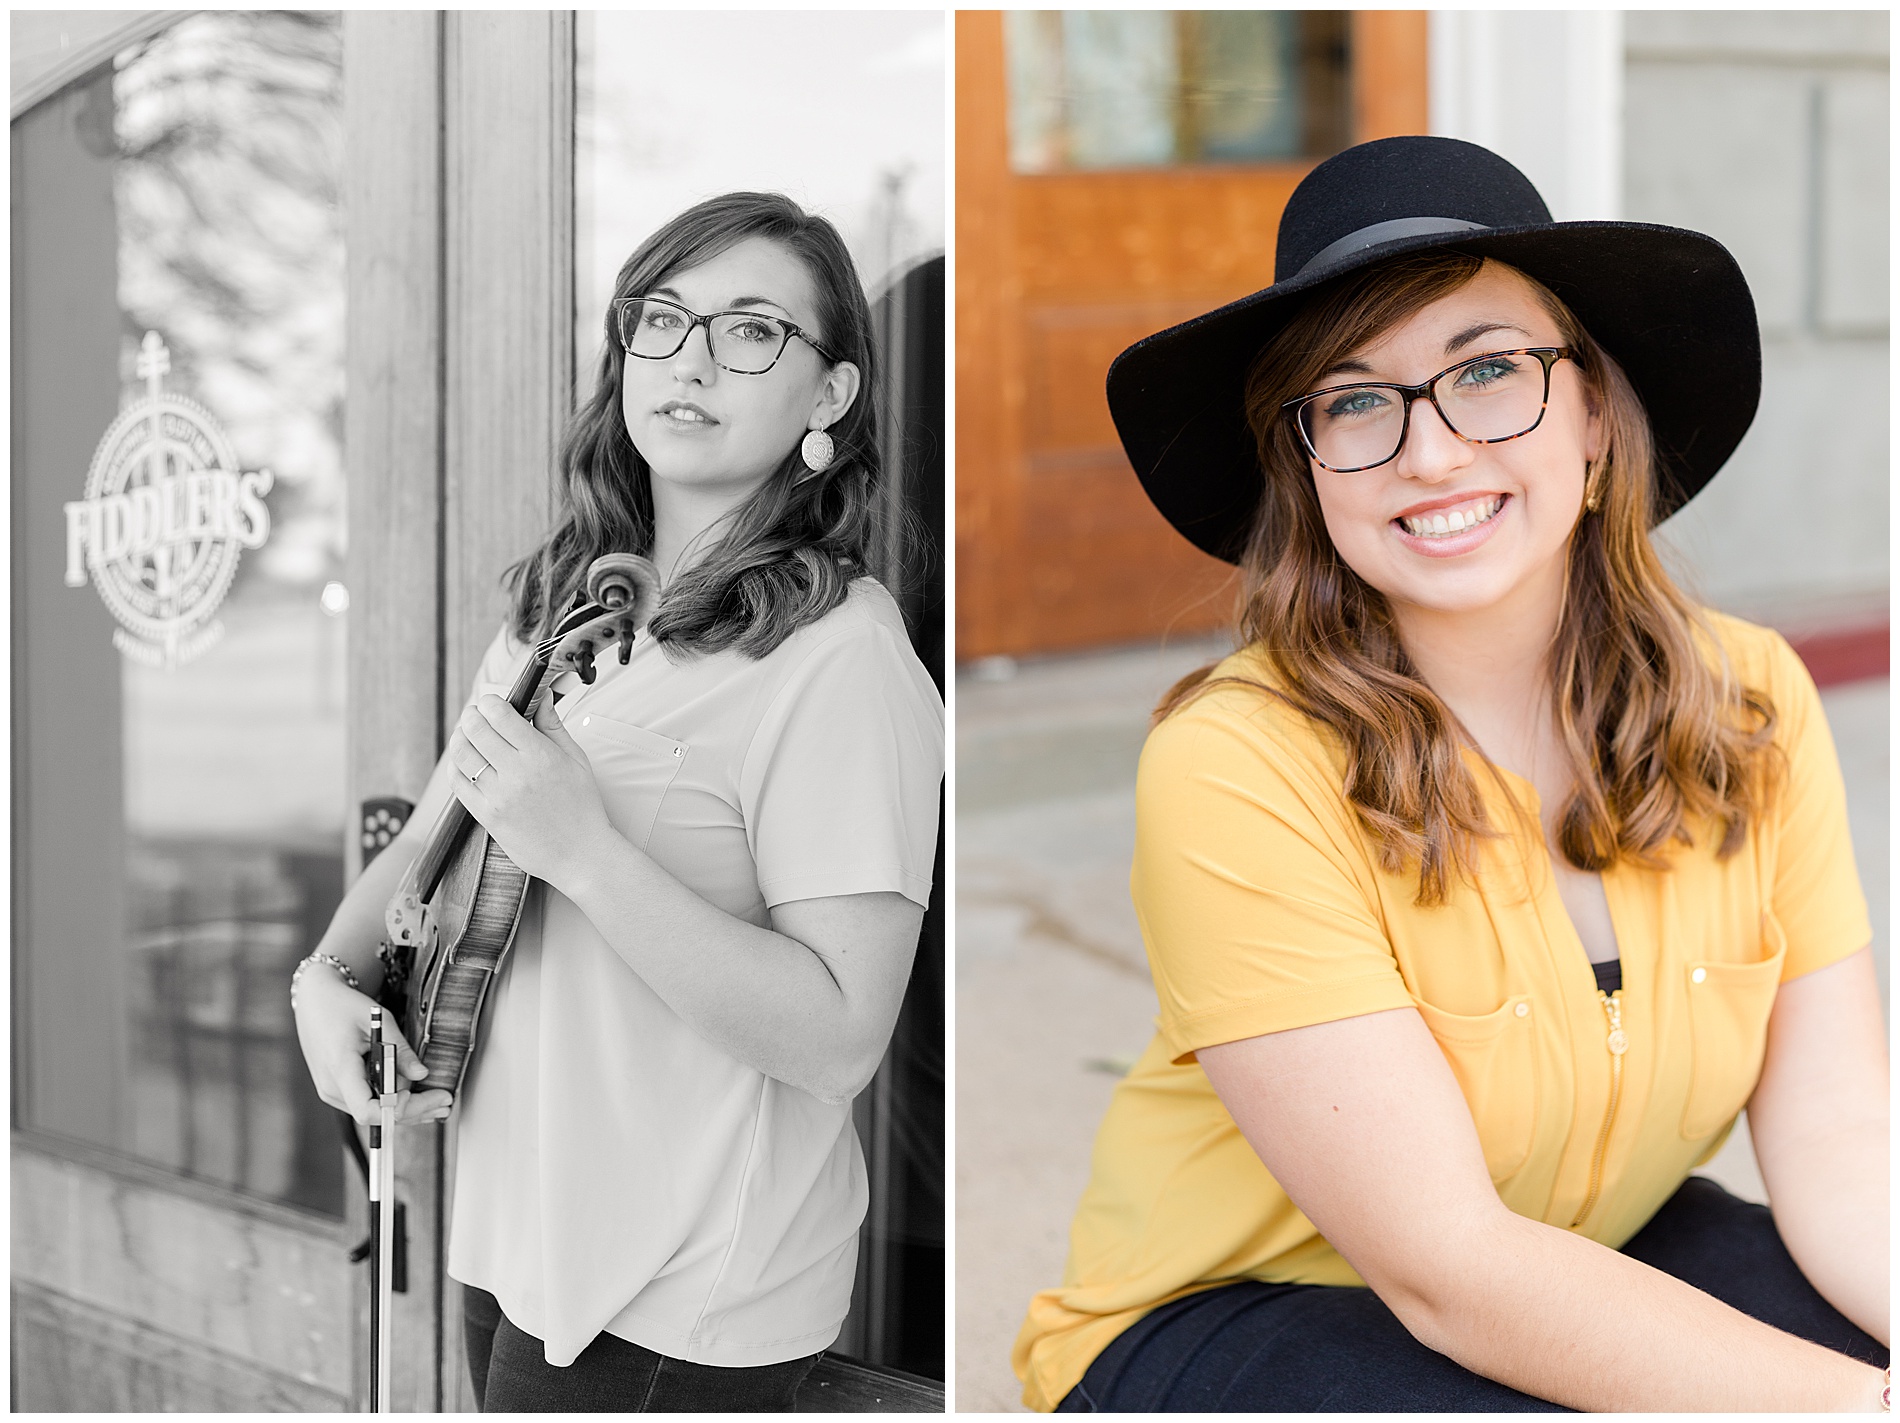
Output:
[1570, 989, 1626, 1230]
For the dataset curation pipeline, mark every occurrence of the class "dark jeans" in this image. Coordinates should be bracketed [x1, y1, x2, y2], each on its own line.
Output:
[1057, 1177, 1887, 1412]
[462, 1285, 819, 1412]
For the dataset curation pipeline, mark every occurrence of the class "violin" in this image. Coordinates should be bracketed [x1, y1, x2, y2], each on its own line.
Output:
[376, 551, 662, 1094]
[358, 552, 657, 1410]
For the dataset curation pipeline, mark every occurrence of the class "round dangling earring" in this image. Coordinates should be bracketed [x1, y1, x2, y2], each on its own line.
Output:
[800, 427, 835, 477]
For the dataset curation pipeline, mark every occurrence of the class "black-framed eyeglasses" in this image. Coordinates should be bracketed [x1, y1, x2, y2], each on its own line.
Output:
[1282, 347, 1577, 473]
[614, 295, 840, 375]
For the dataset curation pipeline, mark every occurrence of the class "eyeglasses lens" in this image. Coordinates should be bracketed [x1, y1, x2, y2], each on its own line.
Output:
[1300, 352, 1550, 471]
[618, 299, 790, 374]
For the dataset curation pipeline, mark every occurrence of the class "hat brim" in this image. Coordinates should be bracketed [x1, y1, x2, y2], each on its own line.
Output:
[1107, 221, 1761, 563]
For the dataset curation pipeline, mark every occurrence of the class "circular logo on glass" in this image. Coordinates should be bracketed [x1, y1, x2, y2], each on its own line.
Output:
[63, 331, 273, 668]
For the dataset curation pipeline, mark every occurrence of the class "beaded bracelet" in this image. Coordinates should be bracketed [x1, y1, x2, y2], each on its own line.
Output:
[290, 950, 360, 1009]
[1882, 1368, 1890, 1412]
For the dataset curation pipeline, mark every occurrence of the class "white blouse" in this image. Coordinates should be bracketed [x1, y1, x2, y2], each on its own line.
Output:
[445, 579, 943, 1367]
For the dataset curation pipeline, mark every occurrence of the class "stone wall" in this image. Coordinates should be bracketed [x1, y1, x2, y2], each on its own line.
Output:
[1626, 11, 1889, 626]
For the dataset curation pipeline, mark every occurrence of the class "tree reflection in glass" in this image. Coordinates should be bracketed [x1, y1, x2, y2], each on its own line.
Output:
[110, 10, 347, 1216]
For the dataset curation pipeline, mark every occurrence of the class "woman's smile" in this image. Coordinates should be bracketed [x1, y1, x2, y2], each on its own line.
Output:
[1391, 491, 1510, 557]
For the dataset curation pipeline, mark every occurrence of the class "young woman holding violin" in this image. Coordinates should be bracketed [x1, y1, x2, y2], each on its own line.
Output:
[293, 192, 942, 1412]
[1015, 138, 1888, 1412]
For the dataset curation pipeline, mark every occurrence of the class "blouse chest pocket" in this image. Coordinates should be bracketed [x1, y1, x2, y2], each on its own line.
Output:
[1413, 995, 1539, 1184]
[569, 711, 688, 852]
[1679, 912, 1787, 1142]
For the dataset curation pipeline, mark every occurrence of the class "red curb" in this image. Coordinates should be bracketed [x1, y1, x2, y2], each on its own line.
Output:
[1786, 623, 1888, 689]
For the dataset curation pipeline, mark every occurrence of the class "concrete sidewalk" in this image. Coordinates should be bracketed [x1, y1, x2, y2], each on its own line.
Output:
[953, 639, 1889, 1413]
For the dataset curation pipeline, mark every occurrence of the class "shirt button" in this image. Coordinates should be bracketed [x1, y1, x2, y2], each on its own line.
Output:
[1514, 1002, 1530, 1017]
[582, 716, 591, 726]
[1691, 967, 1707, 984]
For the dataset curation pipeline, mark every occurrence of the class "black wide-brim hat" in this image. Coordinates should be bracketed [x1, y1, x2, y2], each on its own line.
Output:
[1108, 136, 1762, 563]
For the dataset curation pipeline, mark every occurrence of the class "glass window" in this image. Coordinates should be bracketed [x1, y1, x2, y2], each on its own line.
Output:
[13, 10, 348, 1217]
[1006, 10, 1351, 173]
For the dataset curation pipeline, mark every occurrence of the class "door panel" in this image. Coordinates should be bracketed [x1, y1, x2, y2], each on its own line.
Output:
[11, 12, 456, 1411]
[343, 12, 450, 1411]
[442, 12, 573, 700]
[11, 16, 364, 1410]
[12, 1142, 353, 1410]
[12, 65, 132, 1154]
[956, 11, 1429, 658]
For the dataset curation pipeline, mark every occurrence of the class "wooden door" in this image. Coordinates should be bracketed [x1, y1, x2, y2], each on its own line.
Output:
[11, 18, 368, 1409]
[348, 11, 576, 1411]
[10, 12, 571, 1411]
[955, 11, 1428, 659]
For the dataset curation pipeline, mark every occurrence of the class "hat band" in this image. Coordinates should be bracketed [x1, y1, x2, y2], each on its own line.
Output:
[1293, 217, 1490, 279]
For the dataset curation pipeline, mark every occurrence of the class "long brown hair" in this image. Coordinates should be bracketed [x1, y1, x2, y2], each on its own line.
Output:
[506, 192, 884, 659]
[1157, 251, 1776, 904]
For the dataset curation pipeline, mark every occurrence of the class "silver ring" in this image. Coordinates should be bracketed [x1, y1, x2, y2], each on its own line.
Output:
[473, 761, 491, 783]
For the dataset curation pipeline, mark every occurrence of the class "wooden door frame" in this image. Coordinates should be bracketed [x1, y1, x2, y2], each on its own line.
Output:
[344, 12, 447, 1411]
[347, 10, 575, 1410]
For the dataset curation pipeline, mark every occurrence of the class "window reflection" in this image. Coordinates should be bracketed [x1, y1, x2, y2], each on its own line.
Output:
[1006, 10, 1351, 173]
[107, 10, 346, 1215]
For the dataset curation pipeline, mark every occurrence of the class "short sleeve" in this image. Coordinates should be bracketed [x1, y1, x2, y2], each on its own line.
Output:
[739, 620, 944, 909]
[1760, 632, 1871, 981]
[1133, 698, 1415, 1063]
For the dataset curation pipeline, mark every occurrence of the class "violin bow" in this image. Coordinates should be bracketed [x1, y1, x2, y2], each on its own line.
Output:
[368, 1010, 398, 1412]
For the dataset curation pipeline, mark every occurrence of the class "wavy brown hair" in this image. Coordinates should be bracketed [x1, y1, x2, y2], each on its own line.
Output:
[505, 192, 884, 658]
[1157, 251, 1777, 904]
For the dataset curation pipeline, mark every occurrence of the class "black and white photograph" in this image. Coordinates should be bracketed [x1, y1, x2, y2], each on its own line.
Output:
[13, 9, 945, 1411]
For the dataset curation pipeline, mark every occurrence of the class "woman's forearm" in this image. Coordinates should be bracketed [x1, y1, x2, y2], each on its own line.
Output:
[1395, 1209, 1884, 1411]
[305, 831, 421, 995]
[1760, 1117, 1890, 1347]
[554, 828, 904, 1104]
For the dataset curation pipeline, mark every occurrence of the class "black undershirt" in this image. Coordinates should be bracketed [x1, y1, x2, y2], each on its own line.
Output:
[1591, 958, 1623, 995]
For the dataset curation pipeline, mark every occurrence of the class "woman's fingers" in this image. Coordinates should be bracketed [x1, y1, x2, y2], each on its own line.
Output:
[447, 726, 496, 783]
[471, 694, 534, 751]
[456, 705, 512, 761]
[377, 1013, 431, 1083]
[531, 692, 590, 760]
[330, 1051, 377, 1124]
[397, 1088, 454, 1124]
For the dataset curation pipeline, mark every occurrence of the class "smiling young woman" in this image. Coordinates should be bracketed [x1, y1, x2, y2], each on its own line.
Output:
[291, 193, 942, 1412]
[1013, 138, 1888, 1413]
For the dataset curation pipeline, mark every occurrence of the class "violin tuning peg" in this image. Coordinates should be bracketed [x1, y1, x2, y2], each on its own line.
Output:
[618, 620, 635, 664]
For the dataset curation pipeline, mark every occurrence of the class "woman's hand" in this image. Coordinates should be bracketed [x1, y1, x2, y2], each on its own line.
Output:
[448, 693, 617, 886]
[291, 962, 452, 1127]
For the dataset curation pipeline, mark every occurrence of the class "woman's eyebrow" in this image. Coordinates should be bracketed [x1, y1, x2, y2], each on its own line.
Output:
[1444, 321, 1530, 355]
[1319, 356, 1376, 380]
[644, 286, 792, 316]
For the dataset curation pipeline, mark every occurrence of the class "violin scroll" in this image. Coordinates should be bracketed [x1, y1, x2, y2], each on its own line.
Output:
[549, 553, 662, 684]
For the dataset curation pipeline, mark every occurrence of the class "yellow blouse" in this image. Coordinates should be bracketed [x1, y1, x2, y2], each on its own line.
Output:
[1013, 612, 1869, 1411]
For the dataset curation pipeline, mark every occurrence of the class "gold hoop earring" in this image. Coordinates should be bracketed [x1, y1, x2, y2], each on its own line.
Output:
[1583, 463, 1604, 513]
